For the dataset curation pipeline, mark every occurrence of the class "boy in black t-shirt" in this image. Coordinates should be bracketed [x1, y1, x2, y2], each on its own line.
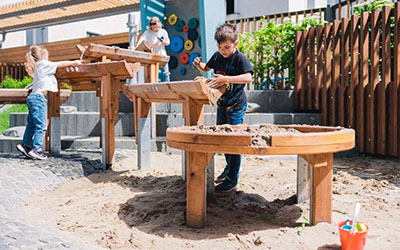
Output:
[193, 23, 253, 192]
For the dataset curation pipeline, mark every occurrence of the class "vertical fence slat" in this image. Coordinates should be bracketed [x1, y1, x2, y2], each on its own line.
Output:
[322, 23, 332, 125]
[331, 20, 340, 126]
[301, 29, 309, 111]
[349, 15, 359, 129]
[391, 3, 400, 157]
[308, 27, 316, 110]
[378, 6, 391, 155]
[316, 25, 324, 110]
[295, 31, 303, 111]
[358, 11, 369, 153]
[368, 9, 380, 154]
[339, 17, 350, 127]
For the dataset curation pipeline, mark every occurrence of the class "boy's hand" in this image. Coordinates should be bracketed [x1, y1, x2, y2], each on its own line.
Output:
[193, 57, 202, 67]
[208, 73, 228, 88]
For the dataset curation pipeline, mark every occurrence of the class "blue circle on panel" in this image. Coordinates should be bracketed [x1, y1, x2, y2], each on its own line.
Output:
[170, 36, 184, 53]
[189, 52, 201, 66]
[179, 67, 186, 75]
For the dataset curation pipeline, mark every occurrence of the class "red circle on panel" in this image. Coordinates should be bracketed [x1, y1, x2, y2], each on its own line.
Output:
[180, 52, 189, 64]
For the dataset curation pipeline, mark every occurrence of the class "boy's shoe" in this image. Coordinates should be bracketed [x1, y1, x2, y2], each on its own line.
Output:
[215, 167, 230, 183]
[215, 177, 239, 192]
[28, 148, 47, 160]
[16, 144, 33, 159]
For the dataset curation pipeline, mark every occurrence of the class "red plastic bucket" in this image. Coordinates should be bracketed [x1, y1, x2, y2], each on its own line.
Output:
[338, 220, 368, 250]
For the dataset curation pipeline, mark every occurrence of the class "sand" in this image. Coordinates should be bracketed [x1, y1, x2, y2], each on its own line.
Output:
[22, 152, 400, 249]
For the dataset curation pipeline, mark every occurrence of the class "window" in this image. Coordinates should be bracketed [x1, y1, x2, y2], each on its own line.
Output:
[26, 27, 48, 45]
[227, 0, 235, 15]
[86, 31, 101, 37]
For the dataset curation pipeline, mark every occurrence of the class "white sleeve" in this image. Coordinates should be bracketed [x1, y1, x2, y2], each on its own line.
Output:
[41, 60, 58, 75]
[162, 29, 170, 44]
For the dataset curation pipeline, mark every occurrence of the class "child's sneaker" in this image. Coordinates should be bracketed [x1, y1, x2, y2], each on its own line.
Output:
[215, 177, 239, 192]
[215, 167, 230, 184]
[28, 148, 47, 160]
[16, 144, 32, 159]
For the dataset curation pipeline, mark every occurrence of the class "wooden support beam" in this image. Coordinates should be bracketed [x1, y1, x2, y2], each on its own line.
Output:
[186, 151, 214, 228]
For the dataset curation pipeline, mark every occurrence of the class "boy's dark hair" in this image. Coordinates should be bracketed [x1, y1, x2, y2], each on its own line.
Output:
[214, 23, 238, 44]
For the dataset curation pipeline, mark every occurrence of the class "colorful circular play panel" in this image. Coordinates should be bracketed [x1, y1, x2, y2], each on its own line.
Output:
[168, 14, 178, 25]
[168, 55, 178, 69]
[189, 53, 201, 65]
[170, 36, 184, 53]
[175, 20, 185, 32]
[188, 29, 198, 41]
[179, 67, 186, 75]
[180, 53, 189, 64]
[184, 40, 194, 51]
[188, 18, 199, 29]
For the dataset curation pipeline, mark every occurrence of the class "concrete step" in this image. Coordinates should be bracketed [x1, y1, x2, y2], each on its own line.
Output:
[10, 112, 320, 137]
[64, 90, 295, 113]
[0, 135, 170, 153]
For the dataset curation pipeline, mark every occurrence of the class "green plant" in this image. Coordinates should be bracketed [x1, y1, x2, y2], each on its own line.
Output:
[0, 76, 32, 89]
[238, 18, 322, 90]
[299, 215, 310, 229]
[0, 104, 28, 134]
[353, 0, 394, 16]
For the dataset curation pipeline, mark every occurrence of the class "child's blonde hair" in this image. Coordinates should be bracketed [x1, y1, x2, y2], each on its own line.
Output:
[25, 45, 49, 77]
[149, 16, 162, 29]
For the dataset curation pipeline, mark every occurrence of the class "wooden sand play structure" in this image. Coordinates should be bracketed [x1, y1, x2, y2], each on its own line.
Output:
[166, 124, 355, 228]
[122, 79, 225, 169]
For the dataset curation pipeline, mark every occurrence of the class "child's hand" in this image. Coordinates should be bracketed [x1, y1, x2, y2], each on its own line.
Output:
[208, 73, 228, 88]
[75, 60, 83, 65]
[193, 57, 202, 67]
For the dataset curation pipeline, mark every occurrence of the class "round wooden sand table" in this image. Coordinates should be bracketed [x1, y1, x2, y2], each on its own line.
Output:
[166, 124, 355, 228]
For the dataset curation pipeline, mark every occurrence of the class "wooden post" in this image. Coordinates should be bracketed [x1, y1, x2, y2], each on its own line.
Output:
[303, 153, 333, 225]
[349, 15, 359, 129]
[331, 20, 340, 126]
[322, 23, 332, 126]
[340, 17, 349, 127]
[48, 85, 61, 155]
[186, 151, 214, 228]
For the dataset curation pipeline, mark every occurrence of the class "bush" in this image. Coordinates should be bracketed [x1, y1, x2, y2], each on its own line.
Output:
[0, 76, 32, 89]
[238, 18, 322, 90]
[0, 104, 28, 134]
[353, 0, 394, 16]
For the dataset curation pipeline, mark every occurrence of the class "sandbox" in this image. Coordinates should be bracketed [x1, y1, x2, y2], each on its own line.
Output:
[167, 124, 355, 228]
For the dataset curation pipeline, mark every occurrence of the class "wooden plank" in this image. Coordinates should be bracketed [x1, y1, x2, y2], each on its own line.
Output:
[378, 6, 391, 155]
[270, 130, 355, 147]
[391, 3, 400, 156]
[367, 9, 380, 154]
[167, 131, 252, 146]
[322, 23, 332, 126]
[339, 17, 350, 127]
[186, 152, 214, 228]
[316, 25, 324, 110]
[331, 20, 340, 126]
[309, 153, 333, 225]
[82, 43, 169, 67]
[182, 96, 204, 126]
[56, 61, 140, 81]
[0, 89, 70, 104]
[349, 15, 359, 129]
[308, 27, 316, 111]
[358, 12, 369, 153]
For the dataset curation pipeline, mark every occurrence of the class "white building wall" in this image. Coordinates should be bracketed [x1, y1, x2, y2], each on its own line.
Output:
[228, 0, 328, 20]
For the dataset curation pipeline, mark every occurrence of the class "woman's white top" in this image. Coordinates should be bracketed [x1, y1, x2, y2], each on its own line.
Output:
[142, 28, 170, 56]
[32, 60, 58, 93]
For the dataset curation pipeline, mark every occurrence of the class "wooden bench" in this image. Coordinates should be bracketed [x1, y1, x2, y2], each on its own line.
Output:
[166, 124, 355, 228]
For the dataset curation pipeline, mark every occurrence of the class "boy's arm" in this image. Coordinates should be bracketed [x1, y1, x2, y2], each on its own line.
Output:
[192, 57, 211, 72]
[208, 72, 252, 88]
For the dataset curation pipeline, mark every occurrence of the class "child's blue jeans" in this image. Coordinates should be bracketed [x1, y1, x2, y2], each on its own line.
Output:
[22, 93, 47, 150]
[216, 103, 247, 182]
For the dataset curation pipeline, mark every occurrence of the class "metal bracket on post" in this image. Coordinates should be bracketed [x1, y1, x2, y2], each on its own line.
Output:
[101, 117, 106, 171]
[138, 117, 151, 169]
[206, 157, 214, 200]
[181, 117, 186, 181]
[50, 116, 61, 155]
[297, 155, 309, 203]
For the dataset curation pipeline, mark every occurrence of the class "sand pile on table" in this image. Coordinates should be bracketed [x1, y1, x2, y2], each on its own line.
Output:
[172, 124, 300, 147]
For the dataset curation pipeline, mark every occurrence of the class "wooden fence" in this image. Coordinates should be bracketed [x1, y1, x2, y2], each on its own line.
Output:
[0, 62, 27, 83]
[295, 3, 400, 157]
